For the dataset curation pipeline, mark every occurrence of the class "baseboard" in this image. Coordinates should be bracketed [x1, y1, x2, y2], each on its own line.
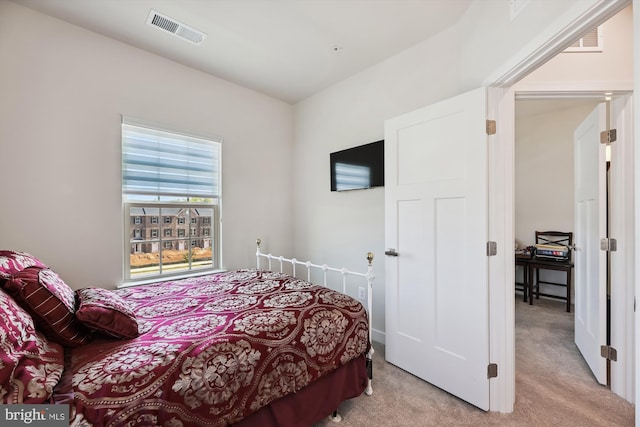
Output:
[372, 328, 385, 345]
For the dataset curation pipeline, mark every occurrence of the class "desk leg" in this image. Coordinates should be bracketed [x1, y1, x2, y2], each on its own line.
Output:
[566, 269, 572, 312]
[522, 265, 528, 302]
[528, 264, 534, 306]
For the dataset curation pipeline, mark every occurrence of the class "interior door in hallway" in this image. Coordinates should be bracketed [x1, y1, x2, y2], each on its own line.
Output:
[384, 87, 490, 410]
[573, 103, 607, 385]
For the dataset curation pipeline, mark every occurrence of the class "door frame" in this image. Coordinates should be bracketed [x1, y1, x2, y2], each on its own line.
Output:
[483, 0, 636, 413]
[608, 93, 635, 400]
[511, 92, 634, 387]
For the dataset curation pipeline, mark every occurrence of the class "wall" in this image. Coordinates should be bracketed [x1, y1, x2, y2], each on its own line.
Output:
[292, 0, 608, 342]
[515, 4, 633, 245]
[513, 4, 633, 297]
[0, 1, 294, 290]
[457, 0, 617, 89]
[514, 101, 599, 296]
[515, 103, 599, 247]
[293, 26, 460, 341]
[519, 4, 634, 88]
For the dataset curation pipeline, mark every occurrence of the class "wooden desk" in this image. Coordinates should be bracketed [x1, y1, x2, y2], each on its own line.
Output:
[515, 254, 573, 312]
[528, 258, 573, 312]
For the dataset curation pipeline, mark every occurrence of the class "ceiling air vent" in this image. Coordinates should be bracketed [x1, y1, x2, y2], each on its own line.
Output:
[564, 26, 603, 53]
[146, 9, 207, 46]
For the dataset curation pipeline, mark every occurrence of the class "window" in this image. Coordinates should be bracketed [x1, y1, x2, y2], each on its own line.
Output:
[122, 120, 221, 282]
[134, 216, 142, 225]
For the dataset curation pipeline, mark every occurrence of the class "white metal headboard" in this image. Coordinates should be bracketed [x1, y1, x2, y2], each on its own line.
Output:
[255, 238, 375, 396]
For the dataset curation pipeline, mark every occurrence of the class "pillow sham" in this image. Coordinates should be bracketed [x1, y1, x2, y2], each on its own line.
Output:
[0, 250, 47, 280]
[75, 287, 139, 339]
[0, 288, 65, 404]
[2, 267, 91, 347]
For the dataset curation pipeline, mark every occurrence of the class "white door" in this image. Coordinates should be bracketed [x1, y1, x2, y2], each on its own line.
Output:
[608, 94, 634, 400]
[574, 103, 607, 385]
[385, 87, 490, 410]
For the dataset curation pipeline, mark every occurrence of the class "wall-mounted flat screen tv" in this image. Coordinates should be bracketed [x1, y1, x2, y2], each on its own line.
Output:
[330, 140, 384, 191]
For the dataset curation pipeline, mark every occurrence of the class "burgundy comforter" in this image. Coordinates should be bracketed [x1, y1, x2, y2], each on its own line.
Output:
[56, 269, 369, 426]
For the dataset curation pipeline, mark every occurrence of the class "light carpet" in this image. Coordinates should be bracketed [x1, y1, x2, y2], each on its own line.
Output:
[315, 297, 634, 426]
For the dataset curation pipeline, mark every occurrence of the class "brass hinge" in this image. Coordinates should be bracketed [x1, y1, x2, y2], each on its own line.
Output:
[601, 345, 618, 362]
[600, 238, 617, 252]
[486, 120, 496, 135]
[600, 129, 617, 144]
[488, 363, 498, 378]
[487, 241, 497, 256]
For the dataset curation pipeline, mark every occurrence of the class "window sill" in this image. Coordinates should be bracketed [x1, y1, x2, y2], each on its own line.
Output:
[118, 269, 227, 289]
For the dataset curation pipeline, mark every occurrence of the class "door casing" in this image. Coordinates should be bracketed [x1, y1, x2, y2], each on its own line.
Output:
[483, 0, 636, 413]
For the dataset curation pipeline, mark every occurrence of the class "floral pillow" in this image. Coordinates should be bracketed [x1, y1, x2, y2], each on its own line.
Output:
[76, 287, 139, 339]
[0, 288, 65, 403]
[0, 250, 47, 280]
[2, 267, 91, 347]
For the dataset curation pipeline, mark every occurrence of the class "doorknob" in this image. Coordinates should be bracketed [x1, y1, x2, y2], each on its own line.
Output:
[385, 248, 399, 257]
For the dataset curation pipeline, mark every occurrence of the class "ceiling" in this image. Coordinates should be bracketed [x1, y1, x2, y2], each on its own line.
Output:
[13, 0, 473, 104]
[515, 98, 601, 120]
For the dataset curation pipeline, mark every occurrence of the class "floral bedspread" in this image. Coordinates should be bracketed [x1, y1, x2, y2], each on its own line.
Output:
[61, 270, 369, 426]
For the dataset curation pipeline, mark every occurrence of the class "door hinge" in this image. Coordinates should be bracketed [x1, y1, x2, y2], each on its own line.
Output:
[487, 241, 497, 256]
[488, 363, 498, 378]
[600, 238, 617, 252]
[600, 129, 617, 144]
[486, 120, 496, 135]
[600, 345, 618, 362]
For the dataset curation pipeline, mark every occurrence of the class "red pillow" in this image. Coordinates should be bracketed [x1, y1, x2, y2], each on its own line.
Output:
[0, 288, 65, 403]
[2, 267, 91, 347]
[0, 250, 47, 280]
[75, 287, 139, 339]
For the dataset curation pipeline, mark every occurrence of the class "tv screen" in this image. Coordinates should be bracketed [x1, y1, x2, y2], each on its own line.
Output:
[330, 140, 384, 191]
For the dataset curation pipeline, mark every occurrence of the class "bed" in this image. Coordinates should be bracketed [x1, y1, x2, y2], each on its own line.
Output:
[0, 242, 374, 426]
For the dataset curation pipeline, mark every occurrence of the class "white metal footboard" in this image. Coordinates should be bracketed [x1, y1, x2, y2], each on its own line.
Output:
[255, 239, 375, 397]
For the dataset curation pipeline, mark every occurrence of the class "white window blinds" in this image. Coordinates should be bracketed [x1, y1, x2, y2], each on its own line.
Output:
[122, 123, 221, 199]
